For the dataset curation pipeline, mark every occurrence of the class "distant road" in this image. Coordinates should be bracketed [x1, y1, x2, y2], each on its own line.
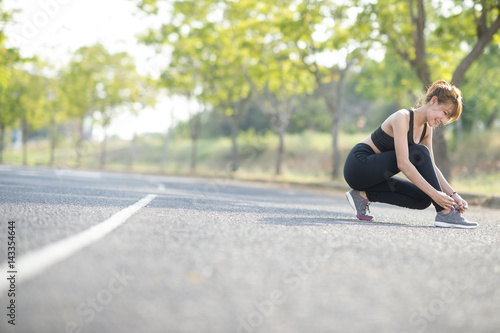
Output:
[0, 165, 499, 333]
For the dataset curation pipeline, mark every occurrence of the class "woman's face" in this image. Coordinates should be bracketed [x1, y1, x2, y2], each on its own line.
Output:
[427, 97, 454, 127]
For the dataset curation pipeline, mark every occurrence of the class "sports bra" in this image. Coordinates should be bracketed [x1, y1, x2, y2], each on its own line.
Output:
[370, 109, 427, 152]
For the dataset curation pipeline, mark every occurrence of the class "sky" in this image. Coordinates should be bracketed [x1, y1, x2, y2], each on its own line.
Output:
[3, 0, 181, 140]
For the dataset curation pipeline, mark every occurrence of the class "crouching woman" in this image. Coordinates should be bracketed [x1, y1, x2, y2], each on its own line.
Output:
[343, 80, 477, 229]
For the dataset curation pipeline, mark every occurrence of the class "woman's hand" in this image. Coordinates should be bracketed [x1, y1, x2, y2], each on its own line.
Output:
[452, 193, 468, 213]
[433, 191, 456, 210]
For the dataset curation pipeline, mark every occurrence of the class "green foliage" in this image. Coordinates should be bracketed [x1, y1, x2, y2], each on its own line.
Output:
[61, 44, 147, 124]
[16, 68, 46, 129]
[460, 44, 500, 131]
[355, 54, 423, 109]
[0, 4, 22, 131]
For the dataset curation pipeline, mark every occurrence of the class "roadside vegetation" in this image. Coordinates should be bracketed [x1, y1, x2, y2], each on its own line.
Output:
[2, 127, 499, 195]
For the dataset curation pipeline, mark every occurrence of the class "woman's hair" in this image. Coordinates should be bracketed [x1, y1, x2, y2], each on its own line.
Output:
[423, 79, 463, 123]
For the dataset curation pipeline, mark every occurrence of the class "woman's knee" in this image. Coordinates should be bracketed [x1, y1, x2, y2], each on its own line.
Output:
[409, 144, 431, 166]
[413, 198, 432, 210]
[409, 144, 430, 155]
[406, 186, 433, 209]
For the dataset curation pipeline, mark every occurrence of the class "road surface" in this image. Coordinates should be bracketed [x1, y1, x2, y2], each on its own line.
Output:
[0, 165, 499, 333]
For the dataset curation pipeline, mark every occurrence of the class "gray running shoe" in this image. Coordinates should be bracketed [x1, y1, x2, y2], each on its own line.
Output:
[345, 190, 374, 221]
[435, 208, 478, 229]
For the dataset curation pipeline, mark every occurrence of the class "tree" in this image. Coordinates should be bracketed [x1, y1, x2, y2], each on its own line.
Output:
[134, 0, 374, 178]
[154, 41, 206, 173]
[5, 66, 46, 165]
[159, 89, 175, 172]
[137, 0, 258, 172]
[0, 66, 22, 163]
[127, 83, 157, 171]
[198, 0, 257, 172]
[277, 0, 371, 178]
[0, 53, 20, 163]
[41, 72, 71, 167]
[61, 44, 146, 168]
[61, 44, 104, 167]
[0, 2, 21, 163]
[254, 53, 310, 175]
[459, 44, 500, 133]
[247, 1, 314, 175]
[94, 51, 146, 169]
[363, 0, 500, 178]
[256, 83, 299, 176]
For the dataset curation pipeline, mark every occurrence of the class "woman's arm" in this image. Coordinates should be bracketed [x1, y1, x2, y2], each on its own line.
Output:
[392, 111, 455, 210]
[423, 129, 468, 212]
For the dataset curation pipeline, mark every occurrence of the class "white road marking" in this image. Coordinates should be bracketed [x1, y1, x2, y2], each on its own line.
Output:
[53, 169, 102, 179]
[0, 194, 157, 293]
[0, 166, 102, 179]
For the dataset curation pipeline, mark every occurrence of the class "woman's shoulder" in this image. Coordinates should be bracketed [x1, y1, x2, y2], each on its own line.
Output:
[388, 109, 411, 124]
[395, 108, 411, 117]
[381, 109, 410, 135]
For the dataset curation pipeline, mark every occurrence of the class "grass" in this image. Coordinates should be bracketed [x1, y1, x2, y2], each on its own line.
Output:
[451, 172, 500, 196]
[1, 130, 499, 196]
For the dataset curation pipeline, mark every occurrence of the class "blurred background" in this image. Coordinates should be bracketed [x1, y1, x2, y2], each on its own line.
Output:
[0, 0, 499, 195]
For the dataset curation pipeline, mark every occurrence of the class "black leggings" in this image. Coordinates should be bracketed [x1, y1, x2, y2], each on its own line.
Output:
[343, 143, 444, 212]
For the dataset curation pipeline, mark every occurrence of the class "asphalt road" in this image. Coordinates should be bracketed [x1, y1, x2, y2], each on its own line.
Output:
[0, 165, 499, 333]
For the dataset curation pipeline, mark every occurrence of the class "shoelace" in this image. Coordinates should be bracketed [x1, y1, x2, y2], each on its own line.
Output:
[364, 200, 371, 215]
[449, 206, 467, 222]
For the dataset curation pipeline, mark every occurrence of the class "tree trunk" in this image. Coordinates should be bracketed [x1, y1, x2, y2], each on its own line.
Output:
[330, 110, 341, 179]
[189, 114, 201, 173]
[231, 89, 254, 173]
[412, 0, 454, 178]
[0, 124, 4, 164]
[410, 0, 431, 87]
[319, 76, 345, 179]
[408, 0, 454, 179]
[76, 117, 84, 167]
[160, 126, 171, 172]
[486, 108, 499, 129]
[332, 69, 347, 179]
[190, 135, 198, 173]
[321, 94, 341, 178]
[161, 107, 175, 172]
[229, 114, 239, 172]
[100, 130, 107, 169]
[432, 127, 451, 179]
[455, 117, 464, 144]
[22, 118, 28, 166]
[276, 124, 285, 175]
[49, 117, 56, 166]
[128, 133, 137, 171]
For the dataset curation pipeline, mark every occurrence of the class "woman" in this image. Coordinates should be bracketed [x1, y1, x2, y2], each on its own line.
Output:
[343, 80, 477, 228]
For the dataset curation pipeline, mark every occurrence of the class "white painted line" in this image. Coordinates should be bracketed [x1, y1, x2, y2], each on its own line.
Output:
[53, 169, 102, 179]
[0, 194, 157, 293]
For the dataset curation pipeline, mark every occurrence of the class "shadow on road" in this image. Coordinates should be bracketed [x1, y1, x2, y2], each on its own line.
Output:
[260, 216, 436, 229]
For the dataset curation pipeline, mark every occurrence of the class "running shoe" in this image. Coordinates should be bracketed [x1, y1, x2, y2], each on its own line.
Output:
[345, 190, 374, 221]
[435, 207, 478, 229]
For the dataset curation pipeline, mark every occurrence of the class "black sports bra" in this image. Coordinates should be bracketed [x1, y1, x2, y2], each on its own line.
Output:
[370, 109, 427, 152]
